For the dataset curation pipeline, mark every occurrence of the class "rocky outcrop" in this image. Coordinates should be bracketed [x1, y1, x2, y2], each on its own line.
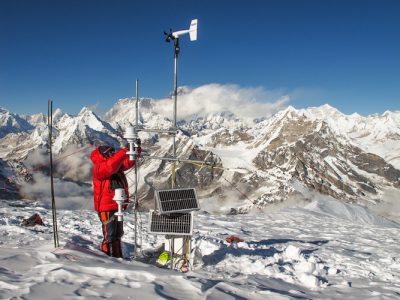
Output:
[0, 159, 23, 199]
[1, 102, 399, 214]
[252, 117, 399, 206]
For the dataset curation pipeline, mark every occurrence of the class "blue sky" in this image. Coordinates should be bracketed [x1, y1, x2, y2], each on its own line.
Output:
[1, 0, 399, 116]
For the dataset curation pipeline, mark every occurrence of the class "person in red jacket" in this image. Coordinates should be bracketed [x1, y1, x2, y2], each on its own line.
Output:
[90, 144, 139, 258]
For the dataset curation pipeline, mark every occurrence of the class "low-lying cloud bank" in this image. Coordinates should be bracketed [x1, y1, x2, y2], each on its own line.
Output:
[21, 145, 94, 210]
[154, 83, 290, 120]
[20, 172, 93, 210]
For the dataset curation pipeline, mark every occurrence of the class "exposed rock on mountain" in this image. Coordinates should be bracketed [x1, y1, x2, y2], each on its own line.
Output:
[1, 101, 399, 214]
[0, 159, 30, 199]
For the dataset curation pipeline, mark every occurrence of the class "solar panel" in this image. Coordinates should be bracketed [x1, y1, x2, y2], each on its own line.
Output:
[155, 188, 200, 214]
[149, 210, 193, 236]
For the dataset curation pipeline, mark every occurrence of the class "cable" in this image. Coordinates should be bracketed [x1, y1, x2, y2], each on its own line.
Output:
[187, 161, 258, 207]
[190, 161, 225, 170]
[31, 144, 95, 172]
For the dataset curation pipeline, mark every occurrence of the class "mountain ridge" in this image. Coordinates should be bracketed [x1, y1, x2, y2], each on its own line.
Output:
[0, 103, 399, 215]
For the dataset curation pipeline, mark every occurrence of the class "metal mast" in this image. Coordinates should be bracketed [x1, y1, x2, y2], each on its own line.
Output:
[48, 100, 59, 248]
[164, 19, 197, 188]
[172, 38, 180, 188]
[134, 79, 139, 257]
[163, 19, 198, 270]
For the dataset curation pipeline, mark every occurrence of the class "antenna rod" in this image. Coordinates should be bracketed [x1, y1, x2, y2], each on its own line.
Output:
[173, 39, 179, 131]
[135, 79, 139, 128]
[48, 100, 59, 248]
[134, 80, 139, 257]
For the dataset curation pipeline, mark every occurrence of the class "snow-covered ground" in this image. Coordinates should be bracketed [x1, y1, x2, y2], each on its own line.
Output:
[1, 197, 400, 299]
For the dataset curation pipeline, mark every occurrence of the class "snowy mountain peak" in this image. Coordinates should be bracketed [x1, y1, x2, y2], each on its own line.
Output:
[24, 113, 47, 127]
[349, 112, 362, 118]
[78, 106, 92, 116]
[51, 107, 120, 154]
[75, 107, 109, 131]
[52, 108, 64, 123]
[307, 103, 345, 120]
[269, 105, 303, 123]
[0, 107, 9, 114]
[381, 110, 400, 124]
[1, 102, 400, 216]
[379, 110, 400, 119]
[319, 103, 339, 112]
[0, 108, 34, 138]
[284, 105, 297, 112]
[103, 98, 137, 125]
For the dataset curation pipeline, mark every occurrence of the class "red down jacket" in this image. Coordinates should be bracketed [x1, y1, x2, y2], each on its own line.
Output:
[90, 147, 136, 212]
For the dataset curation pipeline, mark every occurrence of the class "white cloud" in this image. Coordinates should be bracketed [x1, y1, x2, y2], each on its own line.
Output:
[24, 145, 93, 182]
[20, 172, 93, 210]
[55, 144, 93, 182]
[368, 187, 400, 222]
[22, 145, 94, 210]
[154, 83, 290, 120]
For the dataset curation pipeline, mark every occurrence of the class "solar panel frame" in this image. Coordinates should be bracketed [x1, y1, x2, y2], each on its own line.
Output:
[148, 210, 193, 236]
[155, 188, 200, 214]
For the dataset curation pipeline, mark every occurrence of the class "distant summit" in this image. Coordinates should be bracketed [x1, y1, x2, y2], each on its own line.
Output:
[0, 107, 34, 139]
[1, 102, 399, 215]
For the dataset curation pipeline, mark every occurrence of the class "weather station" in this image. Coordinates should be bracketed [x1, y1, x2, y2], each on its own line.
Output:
[118, 19, 208, 271]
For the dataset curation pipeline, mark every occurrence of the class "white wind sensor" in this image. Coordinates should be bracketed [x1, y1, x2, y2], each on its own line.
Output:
[171, 19, 198, 41]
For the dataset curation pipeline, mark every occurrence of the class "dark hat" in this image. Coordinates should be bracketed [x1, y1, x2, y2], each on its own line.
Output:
[98, 145, 115, 157]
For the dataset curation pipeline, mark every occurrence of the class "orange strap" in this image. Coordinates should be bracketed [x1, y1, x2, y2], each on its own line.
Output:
[99, 211, 115, 225]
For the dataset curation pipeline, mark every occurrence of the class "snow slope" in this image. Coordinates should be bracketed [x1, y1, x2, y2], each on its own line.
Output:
[1, 197, 399, 299]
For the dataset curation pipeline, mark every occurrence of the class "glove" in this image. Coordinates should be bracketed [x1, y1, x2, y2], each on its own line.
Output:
[136, 138, 141, 147]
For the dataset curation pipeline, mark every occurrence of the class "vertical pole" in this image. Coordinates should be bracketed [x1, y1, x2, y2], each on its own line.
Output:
[173, 41, 178, 134]
[48, 100, 59, 248]
[170, 38, 180, 269]
[135, 79, 139, 128]
[172, 38, 179, 189]
[134, 79, 139, 257]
